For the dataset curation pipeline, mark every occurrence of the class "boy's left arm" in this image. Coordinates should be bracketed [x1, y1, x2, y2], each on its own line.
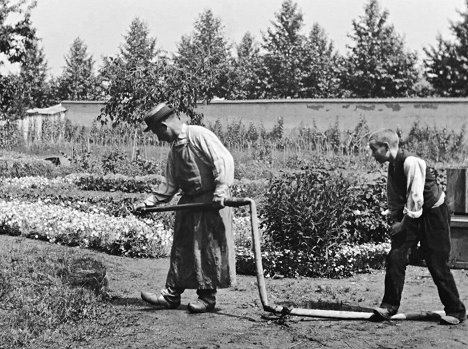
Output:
[392, 156, 426, 235]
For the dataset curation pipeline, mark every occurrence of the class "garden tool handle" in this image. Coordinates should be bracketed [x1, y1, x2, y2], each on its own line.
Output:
[224, 197, 251, 207]
[137, 197, 250, 213]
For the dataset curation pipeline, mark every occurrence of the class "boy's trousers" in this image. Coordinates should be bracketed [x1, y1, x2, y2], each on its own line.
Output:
[382, 203, 466, 318]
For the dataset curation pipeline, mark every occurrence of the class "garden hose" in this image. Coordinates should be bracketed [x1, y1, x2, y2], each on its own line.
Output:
[137, 197, 445, 321]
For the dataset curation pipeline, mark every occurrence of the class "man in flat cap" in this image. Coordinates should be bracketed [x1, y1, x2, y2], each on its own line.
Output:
[135, 102, 236, 313]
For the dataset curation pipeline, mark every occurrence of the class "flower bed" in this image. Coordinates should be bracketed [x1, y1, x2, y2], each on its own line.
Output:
[235, 242, 390, 278]
[1, 175, 78, 190]
[73, 173, 165, 193]
[0, 200, 172, 258]
[0, 198, 258, 260]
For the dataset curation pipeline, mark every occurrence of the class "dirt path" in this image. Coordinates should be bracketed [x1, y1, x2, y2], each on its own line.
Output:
[97, 242, 468, 349]
[3, 236, 468, 349]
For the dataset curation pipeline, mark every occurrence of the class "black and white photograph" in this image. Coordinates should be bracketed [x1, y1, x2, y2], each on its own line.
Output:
[1, 0, 467, 348]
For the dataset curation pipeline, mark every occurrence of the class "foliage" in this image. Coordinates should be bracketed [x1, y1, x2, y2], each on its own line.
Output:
[0, 244, 114, 348]
[0, 182, 138, 217]
[261, 0, 308, 98]
[401, 121, 466, 162]
[229, 32, 265, 99]
[424, 0, 468, 96]
[236, 242, 390, 278]
[55, 37, 100, 101]
[259, 157, 390, 277]
[173, 9, 233, 102]
[99, 17, 161, 126]
[15, 39, 51, 108]
[74, 173, 164, 193]
[99, 17, 203, 126]
[0, 0, 36, 65]
[0, 199, 173, 258]
[0, 0, 37, 117]
[0, 155, 56, 178]
[101, 147, 130, 174]
[341, 0, 420, 97]
[0, 119, 23, 149]
[302, 23, 342, 97]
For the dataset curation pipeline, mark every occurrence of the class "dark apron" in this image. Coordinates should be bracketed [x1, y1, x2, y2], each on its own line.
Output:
[165, 138, 236, 289]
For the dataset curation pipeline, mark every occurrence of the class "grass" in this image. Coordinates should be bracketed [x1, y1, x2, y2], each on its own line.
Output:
[0, 236, 116, 349]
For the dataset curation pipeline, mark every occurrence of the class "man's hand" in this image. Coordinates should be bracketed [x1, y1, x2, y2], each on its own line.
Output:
[212, 196, 225, 209]
[390, 222, 403, 237]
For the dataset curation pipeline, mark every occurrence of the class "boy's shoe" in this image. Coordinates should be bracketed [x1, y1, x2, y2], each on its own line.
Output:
[440, 314, 466, 325]
[187, 299, 215, 313]
[369, 307, 398, 322]
[141, 291, 180, 309]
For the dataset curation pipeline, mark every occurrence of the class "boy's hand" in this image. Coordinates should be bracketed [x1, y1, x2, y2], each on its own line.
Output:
[390, 222, 403, 237]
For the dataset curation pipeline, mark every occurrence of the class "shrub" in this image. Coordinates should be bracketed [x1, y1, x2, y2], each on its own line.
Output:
[0, 155, 56, 178]
[74, 173, 165, 193]
[259, 158, 390, 277]
[101, 147, 129, 174]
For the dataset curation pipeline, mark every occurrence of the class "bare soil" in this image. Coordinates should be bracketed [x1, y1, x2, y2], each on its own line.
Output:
[3, 235, 468, 349]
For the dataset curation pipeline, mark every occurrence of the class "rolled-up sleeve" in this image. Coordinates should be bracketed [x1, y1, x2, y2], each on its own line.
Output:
[189, 127, 234, 198]
[403, 156, 426, 218]
[144, 151, 179, 205]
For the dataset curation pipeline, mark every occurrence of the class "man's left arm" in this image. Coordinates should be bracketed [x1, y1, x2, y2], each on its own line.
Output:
[190, 128, 234, 204]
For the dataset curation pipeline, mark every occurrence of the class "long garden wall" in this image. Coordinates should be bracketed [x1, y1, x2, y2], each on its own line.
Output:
[62, 98, 468, 132]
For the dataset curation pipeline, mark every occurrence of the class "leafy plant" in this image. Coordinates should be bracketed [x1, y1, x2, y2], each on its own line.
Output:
[260, 157, 390, 277]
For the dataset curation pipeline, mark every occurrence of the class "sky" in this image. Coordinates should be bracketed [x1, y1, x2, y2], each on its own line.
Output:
[7, 0, 468, 76]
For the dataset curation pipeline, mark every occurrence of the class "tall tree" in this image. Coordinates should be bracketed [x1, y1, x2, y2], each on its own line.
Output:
[302, 23, 342, 98]
[99, 17, 160, 125]
[229, 32, 265, 99]
[341, 0, 420, 97]
[14, 38, 51, 111]
[57, 37, 99, 100]
[261, 0, 307, 98]
[173, 9, 233, 102]
[99, 18, 202, 126]
[0, 0, 37, 118]
[424, 0, 468, 96]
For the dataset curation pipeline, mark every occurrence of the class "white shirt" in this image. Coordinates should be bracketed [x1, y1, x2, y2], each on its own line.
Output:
[403, 156, 445, 218]
[144, 124, 234, 205]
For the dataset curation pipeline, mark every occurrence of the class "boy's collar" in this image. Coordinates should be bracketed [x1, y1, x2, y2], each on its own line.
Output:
[388, 146, 399, 162]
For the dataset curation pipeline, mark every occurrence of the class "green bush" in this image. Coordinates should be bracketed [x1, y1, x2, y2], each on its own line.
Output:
[74, 173, 165, 193]
[259, 158, 390, 277]
[0, 155, 56, 178]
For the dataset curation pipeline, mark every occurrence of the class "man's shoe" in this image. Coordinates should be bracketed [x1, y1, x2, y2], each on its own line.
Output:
[141, 291, 180, 309]
[187, 299, 215, 313]
[369, 307, 398, 322]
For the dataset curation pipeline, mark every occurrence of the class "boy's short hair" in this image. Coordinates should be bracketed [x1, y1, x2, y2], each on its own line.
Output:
[368, 128, 399, 148]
